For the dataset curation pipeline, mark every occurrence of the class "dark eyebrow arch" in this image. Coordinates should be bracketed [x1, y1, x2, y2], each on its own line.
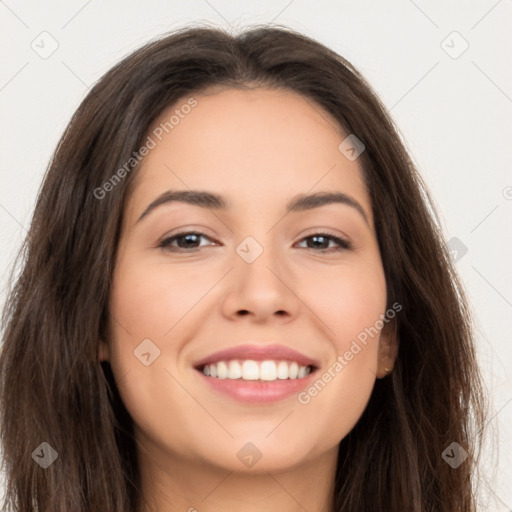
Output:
[136, 189, 369, 225]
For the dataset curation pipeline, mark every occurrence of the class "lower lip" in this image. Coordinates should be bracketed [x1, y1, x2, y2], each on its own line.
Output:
[195, 369, 317, 403]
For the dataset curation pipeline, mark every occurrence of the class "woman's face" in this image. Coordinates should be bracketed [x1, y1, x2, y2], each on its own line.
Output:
[102, 87, 396, 475]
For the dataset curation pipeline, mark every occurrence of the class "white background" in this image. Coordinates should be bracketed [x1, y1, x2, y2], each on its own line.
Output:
[1, 1, 511, 509]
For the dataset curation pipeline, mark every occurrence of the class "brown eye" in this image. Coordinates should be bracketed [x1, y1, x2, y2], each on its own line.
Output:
[159, 231, 214, 251]
[158, 230, 351, 253]
[296, 232, 351, 252]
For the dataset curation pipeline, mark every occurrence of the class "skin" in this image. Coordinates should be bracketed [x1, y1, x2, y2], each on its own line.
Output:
[99, 87, 398, 512]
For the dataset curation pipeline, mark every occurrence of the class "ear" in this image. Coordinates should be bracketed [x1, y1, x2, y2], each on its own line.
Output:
[376, 321, 399, 379]
[98, 339, 110, 362]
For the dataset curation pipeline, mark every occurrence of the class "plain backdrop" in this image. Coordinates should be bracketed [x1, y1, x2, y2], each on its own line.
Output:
[1, 0, 511, 509]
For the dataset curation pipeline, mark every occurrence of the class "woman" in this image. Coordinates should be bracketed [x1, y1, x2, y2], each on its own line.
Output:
[0, 25, 486, 511]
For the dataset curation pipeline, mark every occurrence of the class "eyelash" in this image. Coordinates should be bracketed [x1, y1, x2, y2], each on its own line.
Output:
[158, 230, 352, 253]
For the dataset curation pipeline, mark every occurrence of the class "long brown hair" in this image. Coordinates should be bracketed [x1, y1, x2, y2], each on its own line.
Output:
[0, 25, 487, 511]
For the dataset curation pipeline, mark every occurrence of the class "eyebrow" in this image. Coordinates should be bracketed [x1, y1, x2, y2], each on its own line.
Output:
[136, 189, 370, 225]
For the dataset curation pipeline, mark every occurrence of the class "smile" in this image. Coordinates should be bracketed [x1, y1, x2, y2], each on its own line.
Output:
[201, 359, 313, 381]
[193, 342, 319, 403]
[202, 359, 312, 381]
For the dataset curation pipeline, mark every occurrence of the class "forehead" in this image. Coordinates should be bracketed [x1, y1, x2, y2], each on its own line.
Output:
[125, 87, 371, 224]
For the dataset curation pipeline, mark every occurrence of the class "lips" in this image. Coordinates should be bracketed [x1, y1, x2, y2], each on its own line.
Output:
[192, 343, 320, 403]
[193, 343, 320, 370]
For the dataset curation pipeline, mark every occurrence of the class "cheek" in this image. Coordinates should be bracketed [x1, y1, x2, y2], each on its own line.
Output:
[108, 254, 211, 339]
[106, 256, 210, 454]
[292, 262, 386, 446]
[303, 259, 387, 350]
[106, 260, 199, 416]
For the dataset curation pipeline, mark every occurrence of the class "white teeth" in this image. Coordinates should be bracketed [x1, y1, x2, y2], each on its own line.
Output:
[277, 361, 289, 379]
[289, 361, 299, 379]
[241, 360, 260, 380]
[227, 361, 242, 379]
[201, 359, 312, 381]
[260, 360, 277, 381]
[217, 361, 228, 379]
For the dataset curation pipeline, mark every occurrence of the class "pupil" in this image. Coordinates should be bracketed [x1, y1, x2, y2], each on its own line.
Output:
[182, 234, 198, 247]
[311, 235, 327, 248]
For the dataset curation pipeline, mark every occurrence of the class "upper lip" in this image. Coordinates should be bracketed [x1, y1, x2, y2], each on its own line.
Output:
[193, 343, 319, 369]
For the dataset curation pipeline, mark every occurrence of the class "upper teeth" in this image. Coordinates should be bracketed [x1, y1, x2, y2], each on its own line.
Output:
[202, 360, 311, 381]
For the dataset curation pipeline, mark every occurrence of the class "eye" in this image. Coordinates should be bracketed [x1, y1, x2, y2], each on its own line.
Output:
[158, 231, 215, 252]
[295, 232, 351, 252]
[158, 230, 351, 253]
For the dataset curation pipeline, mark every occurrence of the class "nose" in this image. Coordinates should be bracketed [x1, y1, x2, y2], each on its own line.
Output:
[220, 241, 301, 324]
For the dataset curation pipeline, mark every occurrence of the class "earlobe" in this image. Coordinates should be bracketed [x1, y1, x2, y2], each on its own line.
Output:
[376, 324, 399, 379]
[98, 339, 110, 362]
